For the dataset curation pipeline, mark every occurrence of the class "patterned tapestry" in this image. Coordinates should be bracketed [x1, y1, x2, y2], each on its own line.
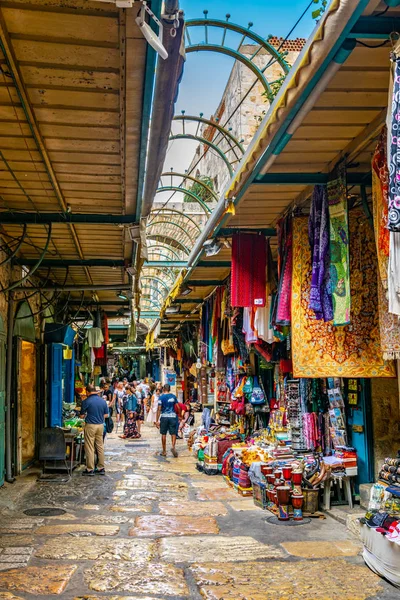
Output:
[291, 211, 395, 378]
[327, 165, 350, 326]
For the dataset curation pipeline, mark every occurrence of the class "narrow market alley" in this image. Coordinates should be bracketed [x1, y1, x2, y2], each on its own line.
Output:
[0, 423, 394, 600]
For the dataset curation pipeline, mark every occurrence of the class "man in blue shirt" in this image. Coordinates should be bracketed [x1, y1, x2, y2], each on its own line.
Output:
[156, 384, 179, 457]
[80, 385, 109, 476]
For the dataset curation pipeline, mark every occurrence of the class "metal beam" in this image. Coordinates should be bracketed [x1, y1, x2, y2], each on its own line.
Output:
[254, 172, 372, 185]
[11, 283, 131, 292]
[197, 261, 231, 267]
[186, 280, 224, 286]
[15, 258, 126, 267]
[219, 227, 276, 237]
[0, 213, 138, 225]
[144, 260, 187, 267]
[68, 300, 129, 306]
[348, 15, 400, 38]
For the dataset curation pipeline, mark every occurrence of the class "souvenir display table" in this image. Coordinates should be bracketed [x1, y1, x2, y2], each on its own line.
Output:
[359, 454, 400, 588]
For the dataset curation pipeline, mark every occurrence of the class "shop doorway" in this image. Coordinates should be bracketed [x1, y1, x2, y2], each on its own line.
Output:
[0, 315, 5, 487]
[346, 379, 374, 489]
[13, 301, 37, 474]
[17, 340, 37, 471]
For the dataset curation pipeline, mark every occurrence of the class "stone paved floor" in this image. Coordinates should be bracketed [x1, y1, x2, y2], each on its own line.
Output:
[0, 423, 396, 599]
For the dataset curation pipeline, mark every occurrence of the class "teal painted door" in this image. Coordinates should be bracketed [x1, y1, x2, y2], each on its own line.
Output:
[0, 333, 6, 486]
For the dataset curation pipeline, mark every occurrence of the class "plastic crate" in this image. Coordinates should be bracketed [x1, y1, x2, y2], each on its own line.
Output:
[252, 480, 268, 509]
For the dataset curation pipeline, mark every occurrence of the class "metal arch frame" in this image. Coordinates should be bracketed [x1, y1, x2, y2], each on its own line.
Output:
[147, 234, 191, 255]
[147, 250, 184, 263]
[146, 223, 195, 254]
[148, 207, 202, 234]
[140, 298, 163, 310]
[147, 243, 184, 260]
[173, 115, 245, 155]
[161, 171, 218, 201]
[155, 186, 212, 215]
[142, 267, 176, 286]
[147, 217, 199, 243]
[141, 284, 167, 301]
[0, 224, 27, 267]
[169, 134, 234, 176]
[185, 18, 290, 93]
[0, 224, 52, 294]
[141, 275, 170, 292]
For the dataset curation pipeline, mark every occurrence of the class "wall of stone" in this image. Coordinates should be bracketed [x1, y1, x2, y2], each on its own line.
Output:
[371, 377, 400, 477]
[184, 39, 305, 198]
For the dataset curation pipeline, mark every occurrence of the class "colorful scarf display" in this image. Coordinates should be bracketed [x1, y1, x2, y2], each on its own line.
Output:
[372, 128, 390, 289]
[308, 185, 333, 321]
[275, 215, 293, 325]
[231, 233, 266, 308]
[378, 279, 400, 360]
[327, 165, 350, 326]
[388, 56, 400, 231]
[291, 212, 395, 378]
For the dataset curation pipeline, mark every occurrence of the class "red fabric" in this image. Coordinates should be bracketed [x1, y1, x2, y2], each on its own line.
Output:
[93, 343, 106, 359]
[231, 234, 266, 308]
[279, 359, 293, 373]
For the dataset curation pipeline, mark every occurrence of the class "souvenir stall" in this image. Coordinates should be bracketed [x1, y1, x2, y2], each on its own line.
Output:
[189, 142, 399, 524]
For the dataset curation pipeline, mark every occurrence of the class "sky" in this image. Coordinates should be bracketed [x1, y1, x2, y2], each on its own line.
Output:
[160, 0, 319, 192]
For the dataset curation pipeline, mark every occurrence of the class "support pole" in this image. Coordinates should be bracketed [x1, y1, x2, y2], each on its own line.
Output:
[5, 291, 14, 483]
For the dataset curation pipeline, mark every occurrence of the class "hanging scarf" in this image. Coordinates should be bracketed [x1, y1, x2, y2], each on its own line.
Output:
[231, 234, 266, 307]
[388, 56, 400, 231]
[372, 128, 390, 289]
[327, 163, 350, 325]
[308, 185, 333, 321]
[275, 215, 293, 325]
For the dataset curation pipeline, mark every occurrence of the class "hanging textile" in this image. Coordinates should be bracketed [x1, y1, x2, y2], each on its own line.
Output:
[372, 128, 390, 289]
[378, 278, 400, 359]
[388, 232, 400, 316]
[275, 215, 293, 325]
[388, 56, 400, 231]
[86, 327, 104, 349]
[243, 307, 257, 344]
[308, 185, 333, 321]
[254, 297, 274, 343]
[81, 338, 92, 374]
[231, 234, 266, 308]
[327, 164, 350, 325]
[291, 212, 395, 378]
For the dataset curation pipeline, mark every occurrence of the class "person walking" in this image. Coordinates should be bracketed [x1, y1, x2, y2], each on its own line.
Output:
[146, 388, 160, 426]
[113, 381, 125, 431]
[80, 384, 109, 476]
[156, 384, 179, 457]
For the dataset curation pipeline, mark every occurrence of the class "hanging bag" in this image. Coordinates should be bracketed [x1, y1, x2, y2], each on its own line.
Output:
[243, 376, 253, 396]
[250, 376, 265, 405]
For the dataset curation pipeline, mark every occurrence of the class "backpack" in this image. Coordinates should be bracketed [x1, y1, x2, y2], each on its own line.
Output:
[105, 417, 114, 434]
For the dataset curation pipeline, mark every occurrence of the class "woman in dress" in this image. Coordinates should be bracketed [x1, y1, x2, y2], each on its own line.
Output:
[146, 388, 160, 426]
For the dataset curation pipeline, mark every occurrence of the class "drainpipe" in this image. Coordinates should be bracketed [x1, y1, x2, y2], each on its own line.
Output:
[140, 2, 185, 219]
[5, 291, 14, 483]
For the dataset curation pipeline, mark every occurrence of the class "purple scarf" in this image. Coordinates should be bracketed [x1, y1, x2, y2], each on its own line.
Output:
[308, 185, 333, 321]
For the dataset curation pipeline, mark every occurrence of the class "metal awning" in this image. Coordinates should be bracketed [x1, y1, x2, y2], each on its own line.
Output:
[158, 0, 399, 337]
[0, 0, 183, 318]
